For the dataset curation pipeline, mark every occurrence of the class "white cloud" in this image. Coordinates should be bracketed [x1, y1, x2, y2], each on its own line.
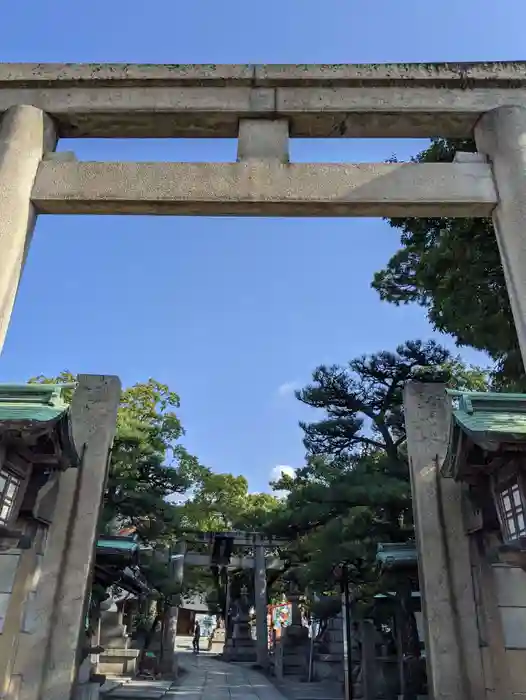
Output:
[270, 464, 296, 481]
[276, 381, 299, 398]
[270, 464, 296, 498]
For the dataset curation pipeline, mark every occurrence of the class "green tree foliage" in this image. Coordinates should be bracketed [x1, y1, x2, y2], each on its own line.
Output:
[173, 465, 283, 607]
[269, 340, 490, 594]
[270, 453, 413, 593]
[372, 138, 522, 387]
[29, 371, 197, 541]
[179, 466, 282, 532]
[296, 339, 488, 464]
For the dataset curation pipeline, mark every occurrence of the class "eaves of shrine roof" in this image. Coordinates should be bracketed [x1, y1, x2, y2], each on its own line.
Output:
[0, 383, 74, 423]
[442, 390, 526, 479]
[97, 534, 140, 555]
[0, 382, 79, 467]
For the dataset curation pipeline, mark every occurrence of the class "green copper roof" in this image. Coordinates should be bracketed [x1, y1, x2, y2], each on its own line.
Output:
[442, 390, 526, 479]
[0, 383, 75, 423]
[447, 390, 526, 444]
[97, 536, 139, 553]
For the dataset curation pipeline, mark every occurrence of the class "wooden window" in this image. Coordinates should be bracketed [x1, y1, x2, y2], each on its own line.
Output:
[0, 468, 22, 526]
[496, 478, 526, 541]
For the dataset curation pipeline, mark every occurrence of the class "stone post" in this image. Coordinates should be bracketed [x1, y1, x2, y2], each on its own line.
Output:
[237, 119, 289, 163]
[0, 105, 56, 353]
[403, 378, 484, 700]
[254, 537, 268, 668]
[39, 375, 121, 700]
[161, 539, 186, 677]
[475, 106, 526, 367]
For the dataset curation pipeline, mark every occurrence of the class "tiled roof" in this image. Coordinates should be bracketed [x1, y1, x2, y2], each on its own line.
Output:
[442, 390, 526, 479]
[0, 382, 79, 468]
[447, 390, 526, 444]
[97, 535, 139, 554]
[0, 383, 75, 423]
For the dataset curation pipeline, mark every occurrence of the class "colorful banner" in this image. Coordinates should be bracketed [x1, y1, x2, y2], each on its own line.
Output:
[267, 603, 292, 646]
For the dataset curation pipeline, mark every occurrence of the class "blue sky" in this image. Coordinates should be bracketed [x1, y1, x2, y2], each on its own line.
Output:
[0, 0, 520, 492]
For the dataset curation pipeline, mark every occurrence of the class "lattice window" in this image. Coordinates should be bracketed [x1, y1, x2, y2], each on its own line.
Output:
[0, 468, 21, 526]
[496, 480, 526, 541]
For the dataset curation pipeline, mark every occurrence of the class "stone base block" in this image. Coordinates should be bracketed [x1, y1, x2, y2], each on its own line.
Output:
[98, 648, 140, 677]
[282, 650, 308, 676]
[313, 654, 344, 683]
[207, 627, 226, 654]
[223, 641, 257, 662]
[209, 640, 226, 654]
[100, 635, 130, 649]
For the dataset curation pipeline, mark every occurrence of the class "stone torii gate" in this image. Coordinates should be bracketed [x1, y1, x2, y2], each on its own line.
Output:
[1, 62, 526, 364]
[178, 531, 286, 668]
[3, 62, 526, 696]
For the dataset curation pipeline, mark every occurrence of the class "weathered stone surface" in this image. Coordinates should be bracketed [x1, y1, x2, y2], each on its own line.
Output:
[39, 375, 121, 700]
[31, 161, 497, 218]
[98, 648, 139, 677]
[254, 61, 526, 86]
[403, 380, 485, 700]
[237, 120, 289, 163]
[16, 469, 80, 700]
[0, 63, 255, 86]
[476, 105, 526, 368]
[2, 61, 526, 88]
[100, 611, 129, 649]
[0, 105, 56, 354]
[0, 62, 525, 137]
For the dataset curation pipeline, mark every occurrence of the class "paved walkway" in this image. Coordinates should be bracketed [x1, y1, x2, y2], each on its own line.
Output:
[173, 653, 287, 699]
[104, 652, 288, 700]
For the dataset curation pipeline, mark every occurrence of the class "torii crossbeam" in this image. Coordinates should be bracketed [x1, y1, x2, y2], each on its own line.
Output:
[2, 62, 526, 360]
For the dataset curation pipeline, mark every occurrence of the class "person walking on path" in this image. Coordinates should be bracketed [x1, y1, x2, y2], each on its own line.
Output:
[192, 621, 201, 653]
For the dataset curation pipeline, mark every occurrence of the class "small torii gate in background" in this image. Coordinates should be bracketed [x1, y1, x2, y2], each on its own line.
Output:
[174, 530, 287, 668]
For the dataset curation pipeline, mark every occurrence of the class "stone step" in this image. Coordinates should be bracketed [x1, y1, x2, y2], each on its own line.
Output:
[102, 679, 173, 699]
